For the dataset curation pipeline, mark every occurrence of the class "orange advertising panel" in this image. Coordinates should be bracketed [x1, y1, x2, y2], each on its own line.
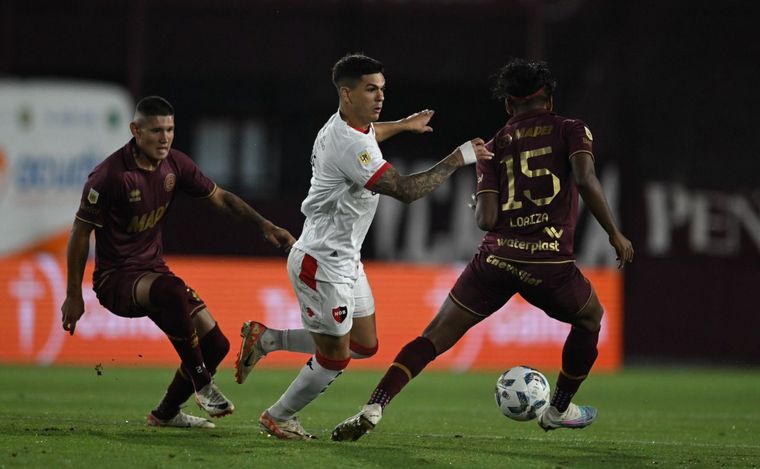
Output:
[0, 254, 622, 371]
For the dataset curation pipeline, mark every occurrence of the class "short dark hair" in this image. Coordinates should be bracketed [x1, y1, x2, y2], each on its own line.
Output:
[332, 53, 384, 90]
[134, 96, 174, 117]
[492, 58, 556, 102]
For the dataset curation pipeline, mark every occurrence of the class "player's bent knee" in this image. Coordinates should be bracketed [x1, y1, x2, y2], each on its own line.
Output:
[148, 275, 188, 310]
[350, 340, 378, 359]
[573, 299, 603, 332]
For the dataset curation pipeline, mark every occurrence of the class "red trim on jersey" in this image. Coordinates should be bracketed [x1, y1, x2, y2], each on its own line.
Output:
[350, 340, 379, 357]
[316, 351, 351, 371]
[299, 254, 318, 291]
[364, 161, 391, 189]
[350, 124, 370, 134]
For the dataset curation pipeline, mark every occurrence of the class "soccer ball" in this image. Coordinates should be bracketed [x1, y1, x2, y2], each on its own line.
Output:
[495, 366, 550, 421]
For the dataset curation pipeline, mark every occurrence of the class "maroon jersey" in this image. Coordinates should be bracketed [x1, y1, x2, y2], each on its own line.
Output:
[75, 140, 216, 285]
[476, 109, 594, 262]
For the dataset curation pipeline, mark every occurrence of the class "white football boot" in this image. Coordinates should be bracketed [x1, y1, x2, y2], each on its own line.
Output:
[258, 411, 315, 440]
[146, 411, 215, 429]
[331, 403, 383, 441]
[194, 381, 235, 418]
[538, 403, 597, 431]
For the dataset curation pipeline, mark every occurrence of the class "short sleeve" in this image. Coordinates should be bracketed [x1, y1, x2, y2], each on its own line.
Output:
[75, 168, 110, 228]
[476, 138, 500, 195]
[564, 119, 594, 160]
[339, 140, 389, 189]
[173, 151, 217, 198]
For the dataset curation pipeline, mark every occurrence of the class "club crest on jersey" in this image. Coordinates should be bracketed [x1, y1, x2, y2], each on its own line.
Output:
[332, 306, 348, 323]
[357, 151, 371, 165]
[164, 173, 176, 192]
[87, 188, 99, 204]
[584, 126, 593, 141]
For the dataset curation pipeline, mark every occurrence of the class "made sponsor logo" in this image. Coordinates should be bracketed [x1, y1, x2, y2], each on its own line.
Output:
[515, 125, 553, 140]
[126, 202, 170, 233]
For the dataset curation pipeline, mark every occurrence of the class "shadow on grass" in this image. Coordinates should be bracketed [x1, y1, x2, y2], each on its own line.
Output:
[321, 432, 649, 468]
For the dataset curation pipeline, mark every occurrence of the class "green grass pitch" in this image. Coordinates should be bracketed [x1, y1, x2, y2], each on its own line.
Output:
[1, 365, 759, 468]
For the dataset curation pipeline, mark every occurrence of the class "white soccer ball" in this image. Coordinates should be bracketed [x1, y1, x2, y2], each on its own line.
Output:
[495, 366, 551, 421]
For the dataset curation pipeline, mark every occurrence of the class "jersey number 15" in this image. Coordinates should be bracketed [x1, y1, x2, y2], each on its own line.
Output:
[501, 146, 560, 211]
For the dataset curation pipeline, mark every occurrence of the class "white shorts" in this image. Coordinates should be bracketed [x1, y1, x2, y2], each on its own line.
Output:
[286, 248, 375, 336]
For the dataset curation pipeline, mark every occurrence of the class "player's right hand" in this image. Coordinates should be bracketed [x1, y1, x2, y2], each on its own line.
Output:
[403, 109, 434, 134]
[262, 221, 296, 253]
[61, 295, 85, 336]
[609, 232, 634, 269]
[457, 138, 494, 165]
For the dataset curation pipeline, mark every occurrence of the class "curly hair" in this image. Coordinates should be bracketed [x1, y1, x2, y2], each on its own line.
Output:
[491, 58, 556, 102]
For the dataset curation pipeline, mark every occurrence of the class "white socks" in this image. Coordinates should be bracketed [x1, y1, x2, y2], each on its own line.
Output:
[260, 328, 314, 355]
[267, 355, 344, 421]
[262, 328, 375, 359]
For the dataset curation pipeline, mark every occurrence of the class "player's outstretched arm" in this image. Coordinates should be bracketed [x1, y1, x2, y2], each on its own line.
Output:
[368, 139, 493, 204]
[61, 219, 94, 335]
[570, 152, 634, 268]
[208, 187, 296, 251]
[374, 109, 434, 143]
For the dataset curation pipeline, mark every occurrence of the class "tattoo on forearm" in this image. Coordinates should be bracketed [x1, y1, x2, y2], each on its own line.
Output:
[373, 157, 459, 203]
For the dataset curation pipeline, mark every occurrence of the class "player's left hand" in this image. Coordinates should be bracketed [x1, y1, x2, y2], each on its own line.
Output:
[262, 221, 296, 252]
[403, 109, 434, 134]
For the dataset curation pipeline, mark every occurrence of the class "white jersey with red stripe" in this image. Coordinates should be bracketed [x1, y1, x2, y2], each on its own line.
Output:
[293, 111, 390, 282]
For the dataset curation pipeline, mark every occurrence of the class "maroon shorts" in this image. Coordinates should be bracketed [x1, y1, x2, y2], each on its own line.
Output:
[449, 251, 592, 323]
[94, 269, 205, 319]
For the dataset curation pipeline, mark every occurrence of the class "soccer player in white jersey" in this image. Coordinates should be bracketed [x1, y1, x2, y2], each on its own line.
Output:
[235, 53, 493, 440]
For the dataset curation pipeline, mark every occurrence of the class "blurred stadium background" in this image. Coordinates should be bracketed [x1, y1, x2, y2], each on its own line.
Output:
[1, 0, 759, 373]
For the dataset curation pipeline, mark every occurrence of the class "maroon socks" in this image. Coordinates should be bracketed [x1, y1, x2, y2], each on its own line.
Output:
[368, 336, 437, 409]
[551, 326, 600, 412]
[153, 325, 229, 420]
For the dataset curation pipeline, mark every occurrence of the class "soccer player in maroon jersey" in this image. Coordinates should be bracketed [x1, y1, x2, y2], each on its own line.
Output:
[60, 96, 296, 428]
[332, 59, 634, 440]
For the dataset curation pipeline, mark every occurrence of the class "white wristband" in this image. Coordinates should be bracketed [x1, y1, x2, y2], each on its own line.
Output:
[458, 142, 477, 165]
